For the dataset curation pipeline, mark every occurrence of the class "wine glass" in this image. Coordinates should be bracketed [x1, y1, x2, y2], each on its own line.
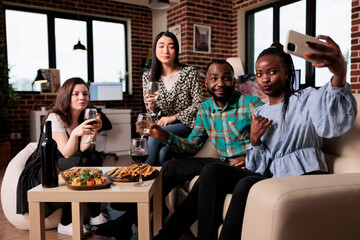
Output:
[146, 81, 159, 117]
[130, 138, 149, 187]
[84, 108, 97, 144]
[136, 113, 152, 139]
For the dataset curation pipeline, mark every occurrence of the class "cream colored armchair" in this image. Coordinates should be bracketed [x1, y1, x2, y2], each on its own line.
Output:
[169, 94, 360, 240]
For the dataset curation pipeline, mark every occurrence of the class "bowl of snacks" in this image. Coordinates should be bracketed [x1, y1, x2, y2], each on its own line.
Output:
[63, 168, 112, 190]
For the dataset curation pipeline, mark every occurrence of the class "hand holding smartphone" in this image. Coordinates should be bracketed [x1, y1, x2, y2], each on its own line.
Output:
[283, 30, 326, 63]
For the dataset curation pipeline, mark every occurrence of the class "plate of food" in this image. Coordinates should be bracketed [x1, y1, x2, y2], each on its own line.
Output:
[61, 168, 112, 190]
[61, 168, 103, 181]
[106, 164, 159, 182]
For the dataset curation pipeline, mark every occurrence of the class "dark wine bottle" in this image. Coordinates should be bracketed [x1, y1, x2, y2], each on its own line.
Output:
[41, 121, 59, 188]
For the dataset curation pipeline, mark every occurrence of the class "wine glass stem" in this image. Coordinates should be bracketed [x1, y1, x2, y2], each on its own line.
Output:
[138, 163, 143, 184]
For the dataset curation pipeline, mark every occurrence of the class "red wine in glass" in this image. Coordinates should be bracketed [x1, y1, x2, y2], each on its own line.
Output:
[131, 152, 149, 164]
[131, 138, 149, 187]
[84, 108, 97, 144]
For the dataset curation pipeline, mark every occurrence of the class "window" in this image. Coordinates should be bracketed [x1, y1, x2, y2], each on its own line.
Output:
[279, 1, 306, 85]
[5, 6, 128, 92]
[246, 0, 350, 88]
[93, 21, 127, 92]
[55, 18, 88, 85]
[315, 0, 350, 87]
[5, 10, 48, 92]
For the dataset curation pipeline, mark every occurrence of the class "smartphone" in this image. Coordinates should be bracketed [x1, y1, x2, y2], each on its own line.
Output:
[283, 30, 326, 62]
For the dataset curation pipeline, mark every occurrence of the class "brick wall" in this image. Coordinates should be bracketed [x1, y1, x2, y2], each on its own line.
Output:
[352, 0, 360, 94]
[1, 0, 153, 157]
[167, 0, 236, 98]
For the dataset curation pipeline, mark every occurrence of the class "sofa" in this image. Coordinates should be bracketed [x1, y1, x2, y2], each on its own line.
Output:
[168, 93, 360, 240]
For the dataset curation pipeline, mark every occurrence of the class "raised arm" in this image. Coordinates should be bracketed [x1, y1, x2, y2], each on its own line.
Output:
[304, 35, 347, 87]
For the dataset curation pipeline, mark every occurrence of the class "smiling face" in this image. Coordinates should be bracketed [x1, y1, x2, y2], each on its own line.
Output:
[70, 84, 89, 112]
[205, 63, 235, 108]
[255, 55, 287, 104]
[155, 36, 176, 66]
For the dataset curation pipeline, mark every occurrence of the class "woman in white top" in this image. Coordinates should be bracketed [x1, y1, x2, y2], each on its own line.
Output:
[17, 78, 107, 236]
[142, 31, 204, 165]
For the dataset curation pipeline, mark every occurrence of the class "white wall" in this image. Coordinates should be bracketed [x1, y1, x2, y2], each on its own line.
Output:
[152, 9, 168, 40]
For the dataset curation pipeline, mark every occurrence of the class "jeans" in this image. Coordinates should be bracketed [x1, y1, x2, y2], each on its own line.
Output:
[146, 122, 192, 166]
[156, 162, 264, 240]
[156, 158, 224, 240]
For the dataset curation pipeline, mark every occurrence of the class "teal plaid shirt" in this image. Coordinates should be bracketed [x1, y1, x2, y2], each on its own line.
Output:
[164, 90, 264, 159]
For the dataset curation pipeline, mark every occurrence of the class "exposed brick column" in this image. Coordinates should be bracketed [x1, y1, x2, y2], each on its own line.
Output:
[352, 0, 360, 93]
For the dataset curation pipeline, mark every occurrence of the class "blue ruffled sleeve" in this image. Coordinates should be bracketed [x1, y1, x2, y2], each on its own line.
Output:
[308, 81, 357, 138]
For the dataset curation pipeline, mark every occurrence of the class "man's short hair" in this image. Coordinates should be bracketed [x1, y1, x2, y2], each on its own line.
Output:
[205, 59, 234, 75]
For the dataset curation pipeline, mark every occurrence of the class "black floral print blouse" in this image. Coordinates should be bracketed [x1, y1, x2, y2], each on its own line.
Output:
[142, 66, 204, 128]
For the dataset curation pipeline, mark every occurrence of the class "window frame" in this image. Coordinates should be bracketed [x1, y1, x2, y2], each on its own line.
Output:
[246, 0, 317, 88]
[4, 4, 129, 93]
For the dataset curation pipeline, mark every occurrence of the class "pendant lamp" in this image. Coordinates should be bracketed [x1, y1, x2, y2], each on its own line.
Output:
[73, 40, 86, 51]
[73, 0, 87, 51]
[148, 0, 170, 10]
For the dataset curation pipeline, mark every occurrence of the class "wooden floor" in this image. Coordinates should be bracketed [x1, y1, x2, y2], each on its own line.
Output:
[0, 155, 195, 240]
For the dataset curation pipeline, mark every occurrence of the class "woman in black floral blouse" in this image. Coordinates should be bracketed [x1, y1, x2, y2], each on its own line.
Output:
[142, 31, 204, 165]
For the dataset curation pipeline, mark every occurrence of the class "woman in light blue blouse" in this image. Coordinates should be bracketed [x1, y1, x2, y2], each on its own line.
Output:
[152, 36, 357, 240]
[210, 37, 356, 240]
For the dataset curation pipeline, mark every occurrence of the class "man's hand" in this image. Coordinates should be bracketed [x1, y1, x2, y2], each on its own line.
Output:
[230, 156, 246, 168]
[250, 113, 272, 146]
[136, 120, 169, 141]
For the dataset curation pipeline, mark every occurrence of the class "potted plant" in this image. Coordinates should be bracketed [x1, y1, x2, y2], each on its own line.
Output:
[0, 40, 20, 165]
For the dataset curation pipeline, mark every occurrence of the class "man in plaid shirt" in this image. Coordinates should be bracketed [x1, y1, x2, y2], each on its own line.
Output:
[147, 59, 264, 221]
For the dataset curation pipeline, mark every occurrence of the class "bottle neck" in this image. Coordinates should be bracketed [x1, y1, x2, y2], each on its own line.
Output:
[45, 121, 52, 139]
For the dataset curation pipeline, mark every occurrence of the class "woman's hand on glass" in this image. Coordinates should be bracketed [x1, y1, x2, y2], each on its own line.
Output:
[144, 93, 157, 113]
[92, 113, 102, 131]
[146, 81, 160, 117]
[71, 119, 97, 137]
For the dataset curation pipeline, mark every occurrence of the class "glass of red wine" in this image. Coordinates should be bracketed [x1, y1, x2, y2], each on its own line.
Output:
[84, 108, 97, 144]
[130, 138, 149, 187]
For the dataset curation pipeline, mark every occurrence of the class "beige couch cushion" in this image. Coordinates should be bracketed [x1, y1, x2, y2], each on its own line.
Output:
[242, 173, 360, 240]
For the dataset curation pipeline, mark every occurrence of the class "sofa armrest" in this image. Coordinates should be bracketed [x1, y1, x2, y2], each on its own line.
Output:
[242, 173, 360, 240]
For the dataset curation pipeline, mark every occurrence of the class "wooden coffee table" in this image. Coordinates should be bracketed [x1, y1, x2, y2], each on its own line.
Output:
[28, 167, 162, 240]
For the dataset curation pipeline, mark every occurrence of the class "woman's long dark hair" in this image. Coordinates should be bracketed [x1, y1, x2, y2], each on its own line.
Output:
[256, 42, 297, 120]
[44, 77, 89, 127]
[150, 31, 185, 82]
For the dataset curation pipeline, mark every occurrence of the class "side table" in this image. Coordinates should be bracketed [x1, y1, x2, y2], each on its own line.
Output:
[28, 167, 162, 240]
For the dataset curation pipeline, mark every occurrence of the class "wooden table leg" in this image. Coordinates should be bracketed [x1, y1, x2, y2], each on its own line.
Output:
[153, 174, 162, 235]
[137, 202, 151, 240]
[71, 202, 83, 240]
[29, 201, 45, 240]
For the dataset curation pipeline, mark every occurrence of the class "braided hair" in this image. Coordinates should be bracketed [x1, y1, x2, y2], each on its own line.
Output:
[256, 42, 298, 120]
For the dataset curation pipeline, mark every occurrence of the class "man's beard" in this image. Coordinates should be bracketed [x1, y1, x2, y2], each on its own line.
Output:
[207, 86, 232, 104]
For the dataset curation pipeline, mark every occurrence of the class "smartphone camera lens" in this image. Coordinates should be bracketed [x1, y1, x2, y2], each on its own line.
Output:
[287, 43, 296, 52]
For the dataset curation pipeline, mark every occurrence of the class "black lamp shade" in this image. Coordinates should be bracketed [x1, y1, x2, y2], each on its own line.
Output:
[73, 40, 87, 51]
[33, 69, 48, 84]
[148, 0, 170, 10]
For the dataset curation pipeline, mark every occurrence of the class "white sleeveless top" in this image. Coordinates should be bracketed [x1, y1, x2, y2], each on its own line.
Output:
[161, 70, 180, 91]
